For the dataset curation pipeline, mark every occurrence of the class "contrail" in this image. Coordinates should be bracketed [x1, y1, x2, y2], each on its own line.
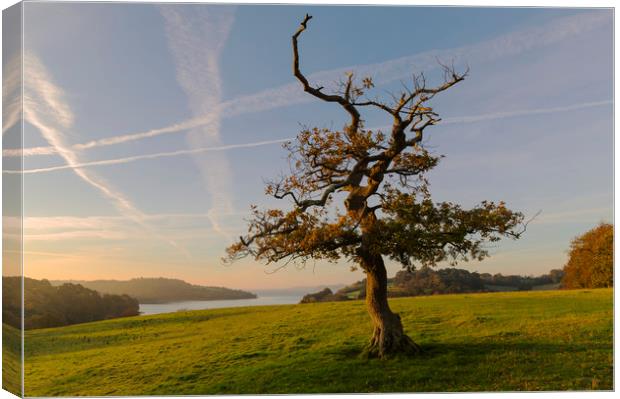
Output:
[4, 11, 609, 158]
[7, 138, 292, 174]
[2, 55, 22, 136]
[441, 100, 613, 125]
[5, 99, 610, 175]
[23, 53, 191, 258]
[160, 4, 236, 240]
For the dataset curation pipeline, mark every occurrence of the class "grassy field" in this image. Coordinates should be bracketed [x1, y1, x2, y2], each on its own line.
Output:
[2, 322, 21, 395]
[18, 288, 613, 395]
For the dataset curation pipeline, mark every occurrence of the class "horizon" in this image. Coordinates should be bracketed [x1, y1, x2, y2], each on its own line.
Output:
[2, 4, 613, 291]
[15, 260, 569, 292]
[15, 261, 572, 292]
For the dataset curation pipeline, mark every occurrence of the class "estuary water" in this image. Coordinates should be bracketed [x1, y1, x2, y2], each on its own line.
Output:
[139, 295, 302, 316]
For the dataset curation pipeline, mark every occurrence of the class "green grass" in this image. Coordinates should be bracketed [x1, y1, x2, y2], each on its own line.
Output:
[20, 288, 612, 395]
[532, 283, 562, 291]
[484, 284, 520, 292]
[345, 289, 361, 299]
[2, 323, 22, 396]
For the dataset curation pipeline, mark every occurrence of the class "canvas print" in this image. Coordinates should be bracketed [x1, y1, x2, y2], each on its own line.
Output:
[2, 1, 614, 396]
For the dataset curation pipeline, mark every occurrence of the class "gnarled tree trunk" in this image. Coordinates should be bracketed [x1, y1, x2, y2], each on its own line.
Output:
[361, 252, 421, 358]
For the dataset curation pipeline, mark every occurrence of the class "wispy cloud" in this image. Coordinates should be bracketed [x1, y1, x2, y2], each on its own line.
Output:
[7, 138, 292, 174]
[159, 4, 236, 240]
[441, 100, 613, 125]
[6, 11, 609, 158]
[24, 230, 131, 241]
[4, 108, 227, 157]
[22, 53, 190, 257]
[2, 55, 22, 136]
[24, 213, 216, 230]
[534, 207, 612, 225]
[18, 213, 242, 242]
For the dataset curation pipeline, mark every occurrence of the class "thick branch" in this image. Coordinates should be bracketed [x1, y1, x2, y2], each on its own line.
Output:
[292, 14, 361, 134]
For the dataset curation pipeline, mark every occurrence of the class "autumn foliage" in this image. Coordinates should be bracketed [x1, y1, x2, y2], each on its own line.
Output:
[561, 223, 613, 289]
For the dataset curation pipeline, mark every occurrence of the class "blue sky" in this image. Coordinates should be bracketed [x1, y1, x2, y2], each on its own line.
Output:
[5, 3, 612, 290]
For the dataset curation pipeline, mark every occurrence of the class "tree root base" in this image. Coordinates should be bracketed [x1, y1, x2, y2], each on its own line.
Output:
[362, 331, 422, 359]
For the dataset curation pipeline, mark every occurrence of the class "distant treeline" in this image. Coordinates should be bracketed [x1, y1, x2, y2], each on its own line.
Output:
[301, 268, 565, 303]
[477, 270, 564, 291]
[3, 277, 139, 329]
[51, 277, 257, 304]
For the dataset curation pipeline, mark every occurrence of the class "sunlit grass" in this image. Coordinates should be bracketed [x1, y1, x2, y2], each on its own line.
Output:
[2, 323, 21, 396]
[21, 288, 612, 395]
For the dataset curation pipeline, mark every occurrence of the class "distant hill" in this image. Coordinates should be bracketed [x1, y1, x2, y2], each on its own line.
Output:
[255, 284, 346, 297]
[3, 277, 139, 329]
[50, 277, 257, 304]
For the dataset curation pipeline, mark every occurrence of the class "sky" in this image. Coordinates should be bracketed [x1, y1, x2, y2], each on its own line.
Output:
[2, 3, 613, 290]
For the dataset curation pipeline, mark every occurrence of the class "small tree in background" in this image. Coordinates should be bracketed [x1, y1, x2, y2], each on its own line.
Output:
[226, 15, 526, 358]
[548, 268, 565, 284]
[561, 223, 613, 289]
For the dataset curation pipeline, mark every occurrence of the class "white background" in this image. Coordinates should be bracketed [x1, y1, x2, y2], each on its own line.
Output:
[0, 1, 616, 399]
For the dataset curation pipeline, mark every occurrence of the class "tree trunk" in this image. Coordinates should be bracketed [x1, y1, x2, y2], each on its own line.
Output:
[362, 253, 421, 358]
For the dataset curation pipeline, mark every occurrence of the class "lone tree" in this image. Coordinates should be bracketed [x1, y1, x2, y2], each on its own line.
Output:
[226, 15, 526, 358]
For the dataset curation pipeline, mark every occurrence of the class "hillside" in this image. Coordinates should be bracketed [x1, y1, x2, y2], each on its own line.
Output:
[3, 277, 139, 329]
[51, 277, 257, 303]
[18, 288, 612, 395]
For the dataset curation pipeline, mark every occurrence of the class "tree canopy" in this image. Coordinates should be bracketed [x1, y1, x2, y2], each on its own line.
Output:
[226, 15, 525, 272]
[561, 223, 613, 289]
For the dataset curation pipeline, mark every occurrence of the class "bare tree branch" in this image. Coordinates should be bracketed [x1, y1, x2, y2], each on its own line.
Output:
[292, 14, 361, 135]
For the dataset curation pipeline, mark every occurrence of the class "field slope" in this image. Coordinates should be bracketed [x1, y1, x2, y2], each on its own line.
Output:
[23, 289, 612, 395]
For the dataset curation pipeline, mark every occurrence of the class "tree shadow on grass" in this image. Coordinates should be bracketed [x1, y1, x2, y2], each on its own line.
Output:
[419, 341, 611, 359]
[318, 341, 612, 392]
[325, 340, 611, 363]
